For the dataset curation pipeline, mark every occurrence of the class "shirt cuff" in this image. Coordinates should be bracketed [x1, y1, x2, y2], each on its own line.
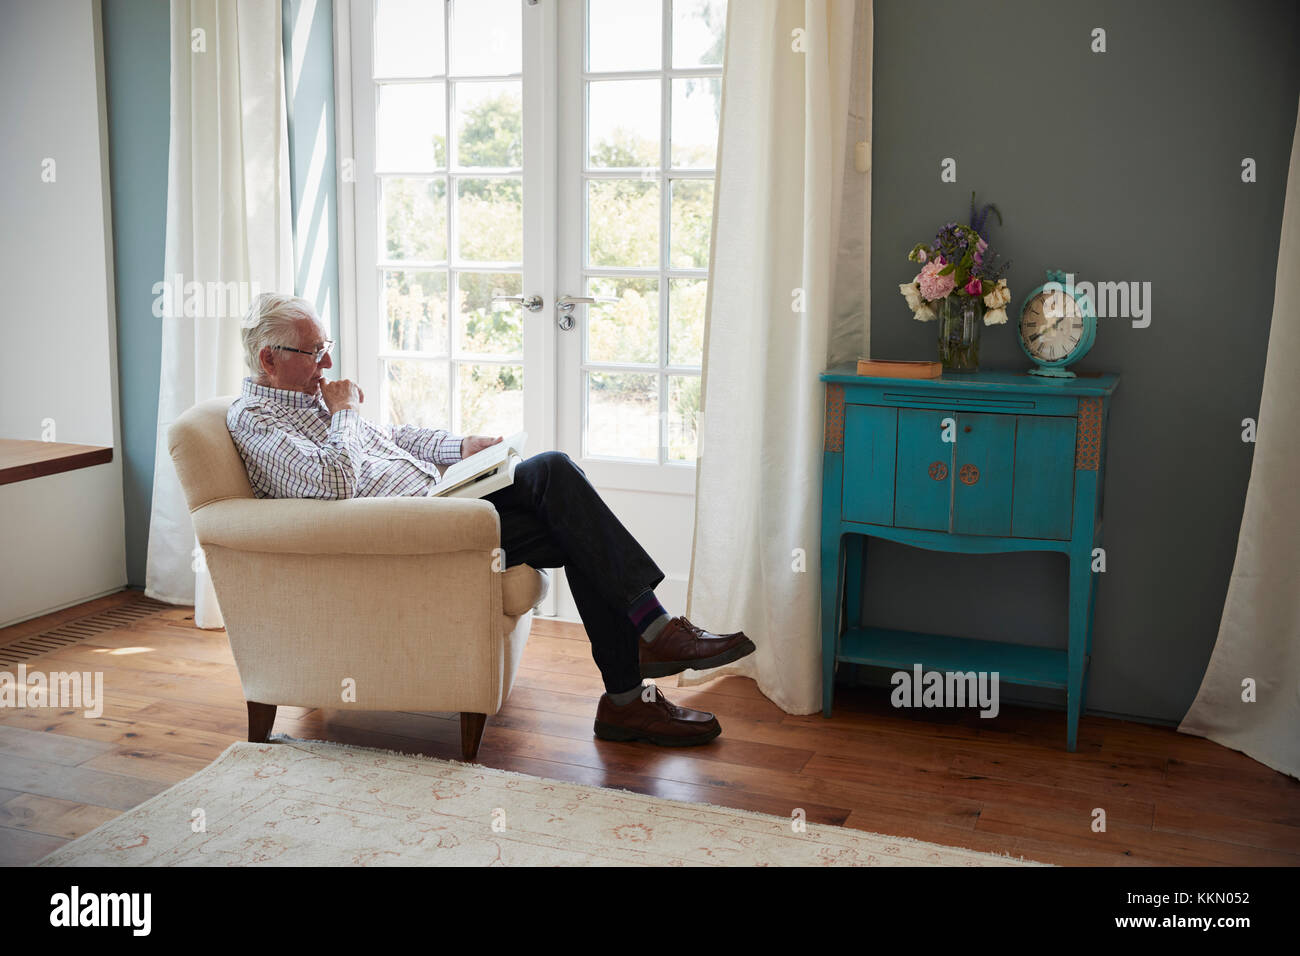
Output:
[433, 432, 465, 465]
[330, 407, 360, 436]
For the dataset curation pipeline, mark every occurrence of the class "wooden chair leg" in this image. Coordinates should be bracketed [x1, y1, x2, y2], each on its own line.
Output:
[247, 701, 277, 742]
[460, 712, 487, 761]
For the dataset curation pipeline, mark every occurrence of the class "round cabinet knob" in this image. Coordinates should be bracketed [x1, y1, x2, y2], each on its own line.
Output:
[964, 425, 972, 433]
[959, 464, 980, 485]
[928, 461, 948, 481]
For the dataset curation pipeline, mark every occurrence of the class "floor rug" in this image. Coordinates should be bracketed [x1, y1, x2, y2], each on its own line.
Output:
[36, 734, 1051, 866]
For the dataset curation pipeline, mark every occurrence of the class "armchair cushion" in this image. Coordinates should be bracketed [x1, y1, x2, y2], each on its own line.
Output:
[167, 396, 255, 509]
[193, 496, 502, 554]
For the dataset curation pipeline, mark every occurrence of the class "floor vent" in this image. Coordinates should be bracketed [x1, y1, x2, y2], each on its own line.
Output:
[0, 597, 172, 665]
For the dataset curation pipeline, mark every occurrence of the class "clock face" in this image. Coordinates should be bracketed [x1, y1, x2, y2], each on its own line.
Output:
[1020, 290, 1084, 364]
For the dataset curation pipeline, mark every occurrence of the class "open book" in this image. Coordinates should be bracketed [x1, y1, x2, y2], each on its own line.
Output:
[427, 430, 527, 499]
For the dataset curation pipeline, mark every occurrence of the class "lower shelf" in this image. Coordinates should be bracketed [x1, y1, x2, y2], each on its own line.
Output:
[837, 626, 1072, 689]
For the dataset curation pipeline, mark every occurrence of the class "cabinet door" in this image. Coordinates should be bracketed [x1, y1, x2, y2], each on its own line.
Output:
[1011, 415, 1077, 539]
[952, 413, 1016, 536]
[894, 408, 953, 531]
[842, 405, 897, 526]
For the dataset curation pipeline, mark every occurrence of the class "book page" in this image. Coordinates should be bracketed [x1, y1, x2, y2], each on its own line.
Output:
[435, 430, 527, 491]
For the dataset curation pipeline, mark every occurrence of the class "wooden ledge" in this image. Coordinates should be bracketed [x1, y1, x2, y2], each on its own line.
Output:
[0, 439, 114, 486]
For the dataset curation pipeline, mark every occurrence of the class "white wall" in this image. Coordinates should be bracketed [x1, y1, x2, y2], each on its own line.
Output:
[0, 0, 127, 625]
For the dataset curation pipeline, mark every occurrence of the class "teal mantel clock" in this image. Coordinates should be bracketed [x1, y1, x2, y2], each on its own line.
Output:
[1018, 269, 1097, 378]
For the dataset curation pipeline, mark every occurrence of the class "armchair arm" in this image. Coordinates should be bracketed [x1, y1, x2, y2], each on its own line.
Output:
[192, 495, 501, 555]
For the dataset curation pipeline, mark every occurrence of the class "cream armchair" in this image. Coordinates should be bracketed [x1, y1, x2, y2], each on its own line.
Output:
[167, 397, 549, 761]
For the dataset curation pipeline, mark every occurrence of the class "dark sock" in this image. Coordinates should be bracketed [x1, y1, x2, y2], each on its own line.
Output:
[607, 683, 645, 705]
[627, 589, 671, 643]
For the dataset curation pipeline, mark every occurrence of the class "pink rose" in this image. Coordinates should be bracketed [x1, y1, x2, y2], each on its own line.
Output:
[916, 260, 956, 301]
[964, 275, 983, 296]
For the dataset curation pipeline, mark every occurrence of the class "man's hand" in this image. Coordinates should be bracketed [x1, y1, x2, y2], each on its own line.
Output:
[321, 378, 364, 414]
[461, 435, 503, 457]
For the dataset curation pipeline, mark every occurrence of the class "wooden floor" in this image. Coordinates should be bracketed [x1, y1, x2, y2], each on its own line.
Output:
[2, 589, 1298, 866]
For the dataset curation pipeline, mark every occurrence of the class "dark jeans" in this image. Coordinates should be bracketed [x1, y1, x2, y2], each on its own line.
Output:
[483, 451, 664, 695]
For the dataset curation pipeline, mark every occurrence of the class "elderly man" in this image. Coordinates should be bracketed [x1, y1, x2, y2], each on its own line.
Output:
[227, 293, 754, 747]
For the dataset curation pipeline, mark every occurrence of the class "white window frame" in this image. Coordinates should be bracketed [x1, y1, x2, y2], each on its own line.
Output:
[337, 0, 715, 498]
[554, 0, 718, 497]
[338, 0, 557, 453]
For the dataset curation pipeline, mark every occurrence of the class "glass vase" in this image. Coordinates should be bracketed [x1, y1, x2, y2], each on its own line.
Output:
[936, 294, 984, 372]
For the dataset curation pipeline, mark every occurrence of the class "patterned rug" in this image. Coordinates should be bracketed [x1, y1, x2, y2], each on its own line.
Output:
[36, 734, 1050, 866]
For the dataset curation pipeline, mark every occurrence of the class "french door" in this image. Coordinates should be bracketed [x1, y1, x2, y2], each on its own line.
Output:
[347, 0, 726, 617]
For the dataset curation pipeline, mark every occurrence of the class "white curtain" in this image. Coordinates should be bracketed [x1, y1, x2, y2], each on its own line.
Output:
[681, 0, 870, 713]
[145, 0, 294, 628]
[1178, 95, 1300, 780]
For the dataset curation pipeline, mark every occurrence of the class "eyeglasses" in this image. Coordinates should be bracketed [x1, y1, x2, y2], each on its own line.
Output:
[271, 341, 334, 363]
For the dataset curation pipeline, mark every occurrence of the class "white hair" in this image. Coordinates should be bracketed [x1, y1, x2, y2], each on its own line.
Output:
[240, 292, 318, 374]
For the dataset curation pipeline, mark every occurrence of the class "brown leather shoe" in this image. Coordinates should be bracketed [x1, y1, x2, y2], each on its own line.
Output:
[639, 615, 756, 678]
[594, 683, 721, 746]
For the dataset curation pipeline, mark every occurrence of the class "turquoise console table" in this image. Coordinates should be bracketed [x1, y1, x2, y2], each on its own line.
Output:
[819, 364, 1119, 751]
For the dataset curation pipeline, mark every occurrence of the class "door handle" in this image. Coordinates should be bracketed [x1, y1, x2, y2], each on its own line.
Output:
[490, 293, 544, 312]
[555, 294, 618, 331]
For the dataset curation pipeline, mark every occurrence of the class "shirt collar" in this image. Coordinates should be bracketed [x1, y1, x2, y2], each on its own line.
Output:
[241, 377, 326, 410]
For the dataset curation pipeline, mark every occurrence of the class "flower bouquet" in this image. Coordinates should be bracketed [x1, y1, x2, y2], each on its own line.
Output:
[899, 194, 1012, 372]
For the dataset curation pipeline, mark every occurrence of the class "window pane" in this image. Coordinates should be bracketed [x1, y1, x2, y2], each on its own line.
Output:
[669, 179, 712, 268]
[375, 0, 445, 77]
[589, 0, 661, 72]
[668, 277, 705, 366]
[587, 180, 659, 268]
[671, 77, 720, 168]
[385, 359, 450, 428]
[457, 272, 524, 356]
[382, 177, 447, 262]
[458, 363, 523, 436]
[384, 269, 448, 353]
[672, 0, 726, 68]
[588, 80, 659, 169]
[668, 375, 700, 461]
[377, 83, 446, 171]
[456, 178, 522, 263]
[455, 81, 522, 168]
[587, 371, 658, 460]
[450, 0, 521, 75]
[586, 275, 658, 364]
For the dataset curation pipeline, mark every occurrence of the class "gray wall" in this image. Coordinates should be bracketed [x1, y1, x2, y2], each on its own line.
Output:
[102, 0, 169, 590]
[103, 0, 339, 586]
[862, 0, 1300, 724]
